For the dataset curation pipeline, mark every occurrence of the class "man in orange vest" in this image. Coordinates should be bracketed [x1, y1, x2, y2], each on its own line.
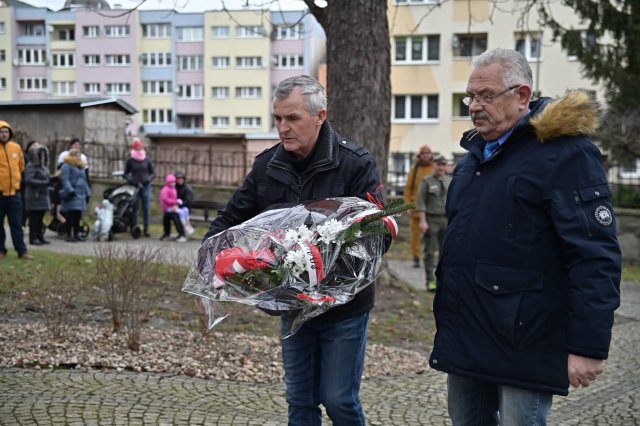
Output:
[403, 145, 434, 267]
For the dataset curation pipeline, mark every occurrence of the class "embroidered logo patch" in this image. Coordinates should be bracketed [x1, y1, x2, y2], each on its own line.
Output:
[594, 205, 613, 226]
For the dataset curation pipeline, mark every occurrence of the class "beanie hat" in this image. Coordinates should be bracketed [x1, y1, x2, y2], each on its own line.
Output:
[132, 138, 144, 150]
[166, 174, 176, 184]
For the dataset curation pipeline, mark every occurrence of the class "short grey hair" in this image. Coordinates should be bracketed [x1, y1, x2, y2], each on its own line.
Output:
[471, 48, 533, 89]
[273, 75, 327, 115]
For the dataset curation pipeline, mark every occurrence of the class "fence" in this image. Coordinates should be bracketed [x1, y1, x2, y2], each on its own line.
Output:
[42, 141, 640, 208]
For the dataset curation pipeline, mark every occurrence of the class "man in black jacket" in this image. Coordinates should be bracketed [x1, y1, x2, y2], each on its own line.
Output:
[205, 75, 381, 426]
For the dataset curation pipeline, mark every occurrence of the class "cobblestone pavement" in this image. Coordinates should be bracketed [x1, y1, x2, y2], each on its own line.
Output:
[2, 229, 639, 425]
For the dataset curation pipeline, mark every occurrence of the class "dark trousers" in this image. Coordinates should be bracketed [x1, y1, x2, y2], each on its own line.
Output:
[163, 211, 185, 236]
[62, 210, 82, 237]
[28, 210, 46, 242]
[0, 194, 27, 255]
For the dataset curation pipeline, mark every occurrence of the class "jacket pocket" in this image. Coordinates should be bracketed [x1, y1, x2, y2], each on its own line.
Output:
[474, 262, 544, 348]
[573, 184, 613, 237]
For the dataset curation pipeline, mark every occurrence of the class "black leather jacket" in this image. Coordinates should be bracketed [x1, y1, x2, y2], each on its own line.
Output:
[206, 121, 382, 323]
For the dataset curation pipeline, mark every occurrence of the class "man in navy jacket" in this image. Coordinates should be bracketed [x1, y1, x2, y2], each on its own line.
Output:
[205, 75, 381, 426]
[429, 48, 621, 424]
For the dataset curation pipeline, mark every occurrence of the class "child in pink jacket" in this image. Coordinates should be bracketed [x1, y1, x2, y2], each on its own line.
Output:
[159, 174, 187, 242]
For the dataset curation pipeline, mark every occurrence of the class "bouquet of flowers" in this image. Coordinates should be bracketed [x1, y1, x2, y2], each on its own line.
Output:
[182, 196, 409, 336]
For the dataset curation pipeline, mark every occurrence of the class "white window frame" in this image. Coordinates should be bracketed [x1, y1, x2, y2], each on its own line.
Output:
[57, 28, 75, 41]
[18, 77, 47, 92]
[84, 82, 101, 95]
[394, 34, 440, 63]
[142, 80, 173, 95]
[104, 25, 130, 37]
[211, 26, 229, 39]
[0, 78, 6, 89]
[83, 54, 100, 66]
[105, 54, 131, 66]
[235, 86, 262, 99]
[452, 33, 487, 58]
[515, 32, 542, 61]
[393, 94, 439, 122]
[142, 23, 171, 38]
[235, 25, 266, 38]
[82, 25, 99, 38]
[236, 56, 262, 68]
[566, 30, 597, 61]
[0, 22, 5, 35]
[0, 50, 5, 62]
[212, 56, 230, 69]
[143, 108, 173, 124]
[18, 49, 46, 65]
[106, 83, 131, 95]
[177, 84, 203, 99]
[52, 81, 76, 96]
[271, 54, 304, 69]
[452, 93, 470, 119]
[178, 115, 203, 129]
[24, 23, 45, 36]
[177, 26, 204, 41]
[273, 23, 304, 40]
[141, 52, 172, 67]
[236, 116, 261, 128]
[212, 116, 229, 128]
[177, 55, 203, 71]
[211, 86, 229, 99]
[52, 52, 75, 68]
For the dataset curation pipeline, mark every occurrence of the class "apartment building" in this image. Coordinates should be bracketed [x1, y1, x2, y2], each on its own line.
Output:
[388, 0, 603, 159]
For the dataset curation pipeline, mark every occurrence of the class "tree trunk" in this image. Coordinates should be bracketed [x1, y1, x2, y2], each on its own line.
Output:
[305, 0, 391, 190]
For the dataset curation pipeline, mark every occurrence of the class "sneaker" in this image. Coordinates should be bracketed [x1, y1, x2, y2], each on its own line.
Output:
[427, 281, 437, 292]
[160, 234, 170, 241]
[175, 236, 188, 243]
[38, 238, 51, 244]
[185, 225, 195, 235]
[19, 253, 35, 260]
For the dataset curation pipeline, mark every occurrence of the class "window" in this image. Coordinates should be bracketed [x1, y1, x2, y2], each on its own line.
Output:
[177, 115, 203, 129]
[271, 54, 304, 69]
[211, 26, 229, 38]
[566, 30, 597, 60]
[83, 54, 100, 66]
[106, 83, 131, 95]
[212, 116, 229, 128]
[140, 52, 172, 67]
[452, 33, 487, 58]
[395, 35, 440, 62]
[52, 81, 76, 96]
[236, 117, 261, 128]
[0, 78, 6, 89]
[84, 82, 101, 94]
[236, 56, 262, 68]
[142, 23, 171, 38]
[272, 23, 304, 40]
[142, 80, 172, 95]
[0, 50, 5, 62]
[52, 53, 75, 68]
[83, 25, 99, 38]
[452, 93, 470, 118]
[177, 55, 203, 71]
[236, 86, 262, 99]
[515, 32, 541, 61]
[57, 28, 75, 41]
[104, 25, 130, 37]
[177, 26, 203, 41]
[0, 22, 5, 34]
[393, 95, 439, 121]
[177, 84, 203, 99]
[105, 54, 131, 66]
[211, 86, 229, 99]
[24, 23, 45, 36]
[143, 108, 173, 124]
[236, 25, 266, 38]
[212, 56, 230, 68]
[18, 49, 46, 65]
[18, 77, 47, 92]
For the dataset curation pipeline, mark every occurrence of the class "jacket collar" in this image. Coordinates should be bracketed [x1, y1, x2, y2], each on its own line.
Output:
[269, 121, 338, 173]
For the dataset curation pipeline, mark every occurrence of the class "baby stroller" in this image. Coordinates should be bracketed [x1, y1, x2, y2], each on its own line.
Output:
[47, 175, 90, 238]
[102, 182, 142, 240]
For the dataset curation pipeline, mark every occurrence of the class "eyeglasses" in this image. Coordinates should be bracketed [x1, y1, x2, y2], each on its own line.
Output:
[462, 85, 521, 106]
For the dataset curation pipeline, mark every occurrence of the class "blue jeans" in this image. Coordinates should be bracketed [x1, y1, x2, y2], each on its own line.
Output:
[281, 312, 370, 426]
[131, 183, 151, 228]
[0, 194, 27, 255]
[447, 374, 553, 426]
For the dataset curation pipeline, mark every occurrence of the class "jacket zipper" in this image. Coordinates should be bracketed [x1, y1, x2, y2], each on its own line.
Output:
[573, 190, 592, 237]
[2, 143, 12, 195]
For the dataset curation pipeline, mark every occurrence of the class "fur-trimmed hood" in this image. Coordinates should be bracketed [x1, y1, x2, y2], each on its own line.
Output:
[63, 153, 86, 168]
[28, 145, 49, 168]
[529, 90, 600, 143]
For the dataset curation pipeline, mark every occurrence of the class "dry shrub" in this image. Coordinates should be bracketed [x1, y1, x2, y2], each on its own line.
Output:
[34, 267, 78, 340]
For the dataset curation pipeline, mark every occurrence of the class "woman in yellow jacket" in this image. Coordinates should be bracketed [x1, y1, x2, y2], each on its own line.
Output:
[0, 120, 33, 260]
